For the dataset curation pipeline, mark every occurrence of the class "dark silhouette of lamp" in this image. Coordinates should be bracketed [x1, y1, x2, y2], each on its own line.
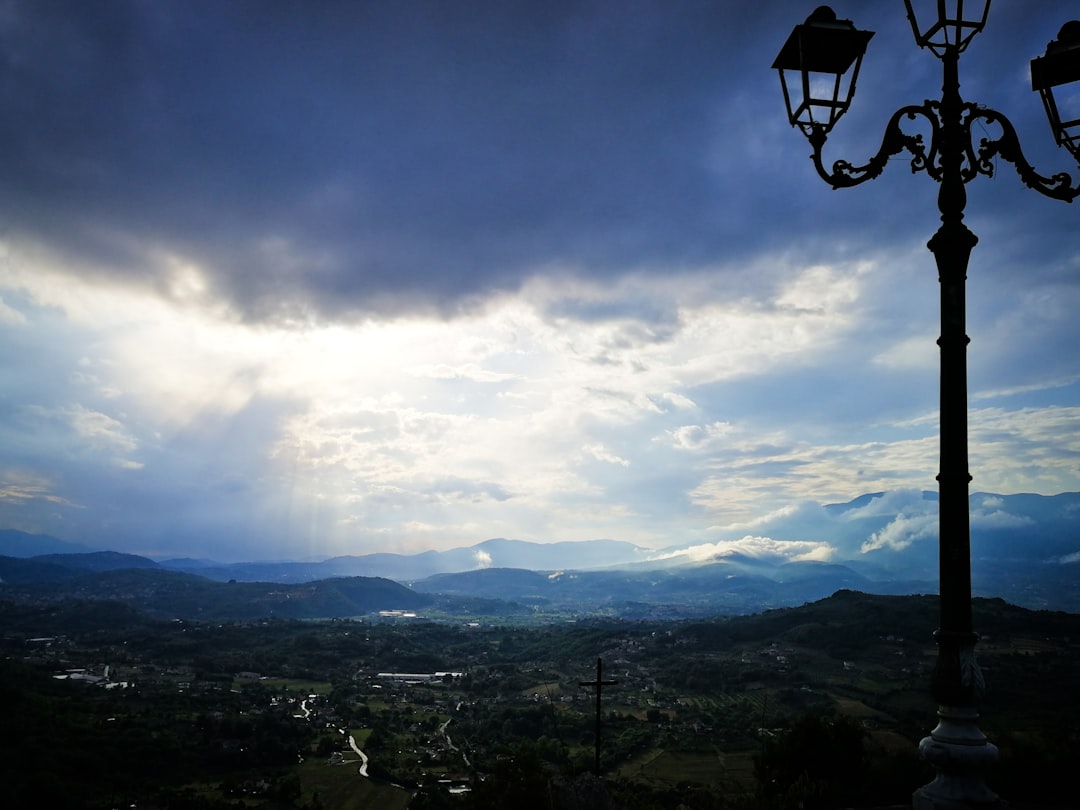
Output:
[773, 3, 1080, 808]
[903, 0, 990, 55]
[1032, 20, 1080, 162]
[771, 6, 874, 139]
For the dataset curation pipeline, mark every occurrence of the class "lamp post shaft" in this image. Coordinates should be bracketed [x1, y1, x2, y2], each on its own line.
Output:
[914, 46, 1001, 810]
[932, 47, 977, 659]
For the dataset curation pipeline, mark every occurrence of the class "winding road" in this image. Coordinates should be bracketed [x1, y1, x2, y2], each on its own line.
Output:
[347, 732, 370, 777]
[300, 698, 370, 777]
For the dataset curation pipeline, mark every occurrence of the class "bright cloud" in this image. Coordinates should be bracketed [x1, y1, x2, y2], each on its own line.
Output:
[668, 421, 734, 451]
[861, 513, 939, 553]
[651, 535, 837, 565]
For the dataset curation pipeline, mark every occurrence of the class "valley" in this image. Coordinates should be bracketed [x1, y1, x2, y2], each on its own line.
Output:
[2, 590, 1078, 809]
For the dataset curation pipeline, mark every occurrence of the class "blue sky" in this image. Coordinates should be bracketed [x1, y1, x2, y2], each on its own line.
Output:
[1, 1, 1079, 563]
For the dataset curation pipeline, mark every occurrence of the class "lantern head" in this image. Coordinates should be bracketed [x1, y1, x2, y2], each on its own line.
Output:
[773, 6, 875, 138]
[903, 0, 991, 56]
[1032, 20, 1080, 162]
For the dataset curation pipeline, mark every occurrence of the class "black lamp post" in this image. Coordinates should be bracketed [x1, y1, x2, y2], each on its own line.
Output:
[774, 3, 1080, 808]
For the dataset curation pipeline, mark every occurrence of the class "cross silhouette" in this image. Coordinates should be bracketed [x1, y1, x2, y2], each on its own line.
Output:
[579, 657, 618, 775]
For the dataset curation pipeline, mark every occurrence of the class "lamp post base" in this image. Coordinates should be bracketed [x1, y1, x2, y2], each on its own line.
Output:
[913, 706, 1004, 809]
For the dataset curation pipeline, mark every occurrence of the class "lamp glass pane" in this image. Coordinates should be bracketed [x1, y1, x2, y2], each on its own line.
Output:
[1054, 82, 1080, 155]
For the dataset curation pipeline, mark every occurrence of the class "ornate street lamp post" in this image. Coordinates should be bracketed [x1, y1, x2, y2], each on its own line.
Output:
[774, 4, 1080, 807]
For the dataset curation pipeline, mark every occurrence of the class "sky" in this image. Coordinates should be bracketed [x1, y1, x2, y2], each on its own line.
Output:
[2, 0, 1080, 564]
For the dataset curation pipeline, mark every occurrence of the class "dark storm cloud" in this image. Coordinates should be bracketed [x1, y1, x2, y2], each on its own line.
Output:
[1, 1, 1074, 324]
[0, 0, 775, 321]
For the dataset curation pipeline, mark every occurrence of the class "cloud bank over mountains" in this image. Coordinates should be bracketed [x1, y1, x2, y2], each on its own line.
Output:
[7, 490, 1080, 613]
[650, 489, 1079, 575]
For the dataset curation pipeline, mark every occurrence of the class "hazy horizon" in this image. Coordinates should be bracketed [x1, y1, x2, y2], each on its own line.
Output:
[2, 2, 1079, 564]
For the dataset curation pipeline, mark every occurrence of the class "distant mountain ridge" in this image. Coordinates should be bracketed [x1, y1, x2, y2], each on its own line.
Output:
[0, 563, 431, 621]
[159, 537, 648, 584]
[2, 491, 1079, 616]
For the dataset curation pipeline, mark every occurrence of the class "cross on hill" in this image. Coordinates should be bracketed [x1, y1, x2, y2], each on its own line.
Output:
[579, 657, 618, 776]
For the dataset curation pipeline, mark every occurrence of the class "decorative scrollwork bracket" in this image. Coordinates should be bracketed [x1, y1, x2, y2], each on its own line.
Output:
[809, 103, 935, 189]
[973, 107, 1080, 202]
[808, 100, 1080, 202]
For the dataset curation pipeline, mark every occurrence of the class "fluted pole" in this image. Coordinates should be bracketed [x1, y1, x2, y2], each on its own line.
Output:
[913, 47, 1000, 810]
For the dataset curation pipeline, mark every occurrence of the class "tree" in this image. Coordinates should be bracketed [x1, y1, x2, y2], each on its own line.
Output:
[754, 712, 865, 810]
[468, 743, 556, 810]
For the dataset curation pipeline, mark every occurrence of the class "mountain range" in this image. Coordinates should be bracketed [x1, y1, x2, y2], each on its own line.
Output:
[2, 491, 1078, 618]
